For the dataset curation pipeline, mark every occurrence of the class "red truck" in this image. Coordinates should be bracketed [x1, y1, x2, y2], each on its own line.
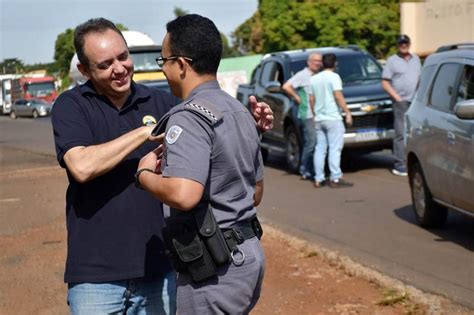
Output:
[11, 76, 58, 104]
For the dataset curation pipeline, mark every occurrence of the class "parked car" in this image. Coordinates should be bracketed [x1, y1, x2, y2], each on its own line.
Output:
[9, 98, 52, 119]
[237, 46, 393, 173]
[406, 43, 474, 228]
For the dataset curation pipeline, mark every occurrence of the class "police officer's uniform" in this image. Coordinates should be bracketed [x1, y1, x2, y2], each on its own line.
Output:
[158, 80, 265, 315]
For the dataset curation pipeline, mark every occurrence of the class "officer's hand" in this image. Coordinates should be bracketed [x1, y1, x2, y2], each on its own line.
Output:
[249, 95, 274, 132]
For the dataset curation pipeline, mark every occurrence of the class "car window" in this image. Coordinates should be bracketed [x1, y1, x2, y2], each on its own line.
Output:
[429, 63, 461, 112]
[260, 61, 284, 85]
[414, 65, 436, 103]
[456, 65, 474, 102]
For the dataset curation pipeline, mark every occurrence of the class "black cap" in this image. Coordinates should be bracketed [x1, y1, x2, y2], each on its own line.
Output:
[397, 34, 411, 44]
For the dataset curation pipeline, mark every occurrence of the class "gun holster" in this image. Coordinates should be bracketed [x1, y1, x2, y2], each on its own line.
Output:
[163, 206, 231, 282]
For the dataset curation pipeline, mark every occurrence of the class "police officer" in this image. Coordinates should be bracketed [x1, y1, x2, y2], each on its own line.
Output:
[137, 14, 265, 314]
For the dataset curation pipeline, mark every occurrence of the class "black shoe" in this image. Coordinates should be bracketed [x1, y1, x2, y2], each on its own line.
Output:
[329, 179, 353, 188]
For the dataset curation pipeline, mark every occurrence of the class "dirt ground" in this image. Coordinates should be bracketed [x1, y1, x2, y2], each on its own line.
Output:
[0, 147, 471, 315]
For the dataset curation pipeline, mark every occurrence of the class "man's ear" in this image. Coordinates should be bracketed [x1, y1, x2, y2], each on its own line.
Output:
[177, 57, 188, 79]
[77, 63, 91, 79]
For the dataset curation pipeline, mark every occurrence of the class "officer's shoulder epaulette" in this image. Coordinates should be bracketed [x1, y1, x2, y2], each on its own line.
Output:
[151, 98, 223, 136]
[183, 98, 223, 126]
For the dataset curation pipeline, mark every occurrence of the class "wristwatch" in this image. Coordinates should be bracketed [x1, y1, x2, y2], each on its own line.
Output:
[134, 168, 154, 189]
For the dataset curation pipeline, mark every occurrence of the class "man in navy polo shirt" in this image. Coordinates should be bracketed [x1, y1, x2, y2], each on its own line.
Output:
[51, 18, 273, 315]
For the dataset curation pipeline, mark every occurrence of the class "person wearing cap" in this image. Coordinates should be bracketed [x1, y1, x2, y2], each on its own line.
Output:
[382, 34, 421, 176]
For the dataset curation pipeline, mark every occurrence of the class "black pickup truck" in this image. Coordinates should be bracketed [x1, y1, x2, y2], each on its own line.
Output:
[237, 46, 394, 173]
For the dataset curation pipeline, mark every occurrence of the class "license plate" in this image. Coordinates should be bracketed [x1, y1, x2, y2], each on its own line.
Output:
[355, 129, 385, 142]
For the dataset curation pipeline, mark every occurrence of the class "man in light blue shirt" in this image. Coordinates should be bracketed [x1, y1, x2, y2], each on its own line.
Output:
[309, 53, 353, 188]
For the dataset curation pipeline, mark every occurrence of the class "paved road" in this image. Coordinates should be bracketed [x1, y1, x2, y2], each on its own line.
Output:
[1, 115, 473, 308]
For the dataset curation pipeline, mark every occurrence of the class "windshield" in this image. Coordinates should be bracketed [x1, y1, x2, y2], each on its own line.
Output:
[30, 99, 49, 105]
[290, 54, 382, 83]
[131, 52, 161, 72]
[26, 82, 55, 96]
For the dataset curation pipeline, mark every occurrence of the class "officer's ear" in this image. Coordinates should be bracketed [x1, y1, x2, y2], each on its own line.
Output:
[177, 57, 193, 78]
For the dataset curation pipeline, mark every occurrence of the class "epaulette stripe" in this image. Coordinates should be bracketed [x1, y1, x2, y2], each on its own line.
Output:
[186, 103, 218, 122]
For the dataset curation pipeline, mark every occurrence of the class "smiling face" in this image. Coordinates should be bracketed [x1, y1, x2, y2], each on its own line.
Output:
[79, 29, 133, 100]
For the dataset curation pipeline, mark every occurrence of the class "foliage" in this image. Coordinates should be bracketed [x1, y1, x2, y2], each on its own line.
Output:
[54, 28, 75, 78]
[0, 58, 25, 74]
[232, 0, 400, 59]
[174, 6, 189, 17]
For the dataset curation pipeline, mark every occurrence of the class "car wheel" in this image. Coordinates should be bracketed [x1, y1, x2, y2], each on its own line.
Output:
[285, 125, 301, 174]
[409, 162, 447, 228]
[32, 110, 39, 119]
[10, 111, 17, 119]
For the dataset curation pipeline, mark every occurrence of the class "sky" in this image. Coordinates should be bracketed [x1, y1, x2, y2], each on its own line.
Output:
[0, 0, 258, 64]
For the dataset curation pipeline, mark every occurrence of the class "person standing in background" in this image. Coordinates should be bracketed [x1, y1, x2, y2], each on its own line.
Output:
[282, 52, 322, 180]
[382, 34, 421, 176]
[309, 53, 353, 188]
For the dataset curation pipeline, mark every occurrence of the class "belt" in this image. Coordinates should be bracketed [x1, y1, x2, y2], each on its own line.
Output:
[222, 217, 262, 251]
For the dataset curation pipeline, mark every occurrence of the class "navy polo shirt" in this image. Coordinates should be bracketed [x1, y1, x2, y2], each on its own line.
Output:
[51, 81, 179, 283]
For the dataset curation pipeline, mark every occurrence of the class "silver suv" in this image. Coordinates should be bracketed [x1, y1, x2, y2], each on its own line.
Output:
[406, 43, 474, 228]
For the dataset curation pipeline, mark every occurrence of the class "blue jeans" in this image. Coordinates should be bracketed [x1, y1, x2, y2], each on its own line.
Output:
[392, 101, 410, 170]
[67, 272, 176, 315]
[313, 120, 345, 182]
[299, 118, 316, 177]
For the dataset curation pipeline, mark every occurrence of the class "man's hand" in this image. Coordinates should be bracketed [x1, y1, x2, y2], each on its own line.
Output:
[345, 113, 353, 127]
[138, 145, 163, 174]
[145, 125, 165, 142]
[249, 95, 274, 132]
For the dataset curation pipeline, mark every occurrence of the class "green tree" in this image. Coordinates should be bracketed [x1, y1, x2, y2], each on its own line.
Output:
[0, 58, 25, 74]
[232, 0, 399, 59]
[174, 6, 189, 17]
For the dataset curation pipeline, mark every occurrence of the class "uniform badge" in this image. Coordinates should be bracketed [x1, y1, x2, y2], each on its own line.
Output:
[166, 125, 183, 144]
[142, 115, 157, 126]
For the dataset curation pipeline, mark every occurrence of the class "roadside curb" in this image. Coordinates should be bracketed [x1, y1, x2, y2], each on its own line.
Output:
[262, 223, 470, 315]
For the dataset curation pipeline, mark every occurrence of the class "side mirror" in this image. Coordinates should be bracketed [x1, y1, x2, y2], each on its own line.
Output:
[454, 99, 474, 119]
[264, 81, 282, 93]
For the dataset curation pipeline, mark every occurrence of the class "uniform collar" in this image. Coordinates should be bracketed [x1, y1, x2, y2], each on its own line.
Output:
[186, 80, 220, 101]
[79, 80, 151, 109]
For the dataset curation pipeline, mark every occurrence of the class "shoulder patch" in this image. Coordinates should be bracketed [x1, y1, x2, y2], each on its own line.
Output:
[166, 125, 183, 144]
[185, 103, 219, 123]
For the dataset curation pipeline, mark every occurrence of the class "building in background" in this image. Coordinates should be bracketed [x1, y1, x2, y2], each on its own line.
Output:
[401, 0, 474, 56]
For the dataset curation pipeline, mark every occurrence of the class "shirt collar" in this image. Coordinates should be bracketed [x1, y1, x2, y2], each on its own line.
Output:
[186, 80, 220, 101]
[79, 80, 151, 108]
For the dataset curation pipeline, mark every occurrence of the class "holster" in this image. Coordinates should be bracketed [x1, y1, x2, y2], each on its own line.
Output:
[163, 205, 230, 282]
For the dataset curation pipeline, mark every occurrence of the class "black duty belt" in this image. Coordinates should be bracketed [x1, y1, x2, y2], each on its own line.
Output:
[222, 217, 263, 252]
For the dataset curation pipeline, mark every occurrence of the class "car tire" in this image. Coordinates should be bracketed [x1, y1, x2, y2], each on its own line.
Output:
[10, 111, 17, 119]
[409, 162, 447, 228]
[32, 110, 39, 119]
[285, 125, 301, 174]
